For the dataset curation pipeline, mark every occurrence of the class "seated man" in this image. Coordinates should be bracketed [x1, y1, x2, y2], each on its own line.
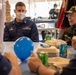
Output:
[0, 52, 21, 75]
[27, 48, 76, 75]
[58, 6, 76, 45]
[4, 2, 39, 42]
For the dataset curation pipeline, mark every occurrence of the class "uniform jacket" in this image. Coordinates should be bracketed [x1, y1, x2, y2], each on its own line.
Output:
[58, 24, 76, 45]
[0, 53, 11, 75]
[4, 18, 39, 42]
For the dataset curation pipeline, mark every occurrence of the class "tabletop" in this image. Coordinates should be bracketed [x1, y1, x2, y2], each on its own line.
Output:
[2, 42, 39, 75]
[2, 42, 76, 75]
[36, 23, 56, 31]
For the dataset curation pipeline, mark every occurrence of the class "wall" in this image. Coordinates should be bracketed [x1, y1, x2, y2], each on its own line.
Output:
[9, 0, 62, 19]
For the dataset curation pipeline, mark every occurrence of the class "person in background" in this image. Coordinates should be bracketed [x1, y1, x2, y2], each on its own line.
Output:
[0, 52, 21, 75]
[27, 49, 76, 75]
[58, 6, 76, 45]
[49, 3, 60, 19]
[4, 2, 39, 42]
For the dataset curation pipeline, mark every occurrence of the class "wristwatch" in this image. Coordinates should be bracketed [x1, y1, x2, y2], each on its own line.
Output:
[36, 65, 42, 75]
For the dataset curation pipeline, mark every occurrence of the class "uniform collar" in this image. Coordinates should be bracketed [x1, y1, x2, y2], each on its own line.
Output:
[72, 23, 76, 27]
[71, 23, 76, 29]
[12, 18, 27, 24]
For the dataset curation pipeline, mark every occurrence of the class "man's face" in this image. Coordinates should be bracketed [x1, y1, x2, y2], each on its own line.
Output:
[14, 6, 27, 14]
[14, 6, 27, 21]
[54, 6, 57, 9]
[67, 12, 76, 26]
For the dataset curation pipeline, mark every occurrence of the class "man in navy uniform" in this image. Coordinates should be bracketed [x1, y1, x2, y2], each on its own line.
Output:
[4, 2, 39, 42]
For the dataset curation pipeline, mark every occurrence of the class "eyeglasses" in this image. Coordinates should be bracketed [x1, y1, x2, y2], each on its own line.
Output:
[66, 13, 76, 18]
[66, 14, 73, 18]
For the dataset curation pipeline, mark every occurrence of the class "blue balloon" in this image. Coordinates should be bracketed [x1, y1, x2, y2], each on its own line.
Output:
[14, 37, 34, 61]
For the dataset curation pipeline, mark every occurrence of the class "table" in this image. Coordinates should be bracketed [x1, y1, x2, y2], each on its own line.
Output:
[34, 19, 57, 23]
[3, 42, 39, 75]
[3, 42, 40, 53]
[36, 23, 55, 31]
[20, 61, 36, 75]
[2, 42, 76, 75]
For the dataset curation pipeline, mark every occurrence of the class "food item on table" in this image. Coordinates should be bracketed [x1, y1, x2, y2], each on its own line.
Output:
[45, 39, 66, 47]
[45, 39, 57, 46]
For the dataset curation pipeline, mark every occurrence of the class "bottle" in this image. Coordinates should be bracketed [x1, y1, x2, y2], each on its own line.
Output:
[45, 31, 52, 40]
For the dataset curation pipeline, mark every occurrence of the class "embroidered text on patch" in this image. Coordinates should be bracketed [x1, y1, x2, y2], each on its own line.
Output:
[9, 27, 13, 31]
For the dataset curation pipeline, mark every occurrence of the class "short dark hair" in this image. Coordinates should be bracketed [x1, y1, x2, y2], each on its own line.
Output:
[54, 4, 57, 7]
[15, 2, 26, 9]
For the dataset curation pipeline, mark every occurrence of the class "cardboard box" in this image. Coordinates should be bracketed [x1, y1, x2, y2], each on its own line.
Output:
[48, 57, 69, 70]
[34, 46, 59, 57]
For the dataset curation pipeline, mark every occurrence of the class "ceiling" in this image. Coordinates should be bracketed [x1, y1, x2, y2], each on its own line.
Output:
[8, 0, 61, 3]
[8, 0, 28, 3]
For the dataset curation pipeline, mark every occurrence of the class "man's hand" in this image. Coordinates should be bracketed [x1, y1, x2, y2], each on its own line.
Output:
[4, 52, 22, 75]
[27, 51, 43, 73]
[72, 39, 76, 50]
[27, 51, 56, 75]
